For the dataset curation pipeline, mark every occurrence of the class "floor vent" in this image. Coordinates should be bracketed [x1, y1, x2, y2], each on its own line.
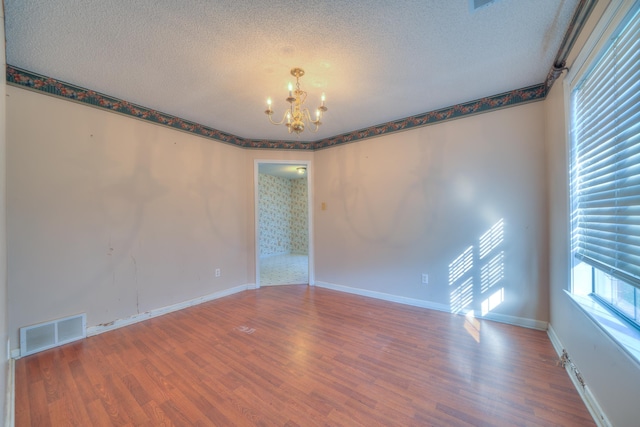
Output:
[20, 313, 86, 357]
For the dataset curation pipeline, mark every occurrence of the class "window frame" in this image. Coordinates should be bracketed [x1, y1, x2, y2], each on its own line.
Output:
[565, 0, 640, 364]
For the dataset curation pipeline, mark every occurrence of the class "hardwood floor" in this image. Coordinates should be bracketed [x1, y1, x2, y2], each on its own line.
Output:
[16, 285, 595, 426]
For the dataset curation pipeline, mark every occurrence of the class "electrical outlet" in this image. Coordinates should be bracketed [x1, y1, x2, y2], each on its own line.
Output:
[422, 273, 429, 284]
[215, 268, 221, 277]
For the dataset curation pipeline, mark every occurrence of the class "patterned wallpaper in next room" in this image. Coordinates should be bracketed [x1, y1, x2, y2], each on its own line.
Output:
[290, 177, 309, 254]
[259, 174, 308, 257]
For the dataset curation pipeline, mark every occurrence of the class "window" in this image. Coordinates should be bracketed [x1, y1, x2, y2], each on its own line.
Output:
[570, 4, 640, 329]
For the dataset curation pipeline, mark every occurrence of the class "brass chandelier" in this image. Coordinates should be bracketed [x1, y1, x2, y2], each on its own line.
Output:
[265, 67, 327, 135]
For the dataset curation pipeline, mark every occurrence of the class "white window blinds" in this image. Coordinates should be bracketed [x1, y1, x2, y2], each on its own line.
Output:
[571, 6, 640, 289]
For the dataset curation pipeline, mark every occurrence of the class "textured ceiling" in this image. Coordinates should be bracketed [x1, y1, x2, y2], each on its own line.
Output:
[4, 0, 579, 142]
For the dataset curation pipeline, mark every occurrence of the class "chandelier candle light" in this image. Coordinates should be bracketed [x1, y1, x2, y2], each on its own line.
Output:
[265, 68, 327, 135]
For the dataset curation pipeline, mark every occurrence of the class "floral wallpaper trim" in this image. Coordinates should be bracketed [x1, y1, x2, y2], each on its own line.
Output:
[7, 65, 545, 151]
[5, 65, 313, 151]
[312, 84, 546, 150]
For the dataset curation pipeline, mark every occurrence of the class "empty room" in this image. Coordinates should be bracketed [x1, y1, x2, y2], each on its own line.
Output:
[1, 0, 639, 425]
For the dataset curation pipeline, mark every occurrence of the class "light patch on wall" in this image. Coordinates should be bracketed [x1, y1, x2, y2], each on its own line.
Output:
[479, 219, 505, 316]
[448, 219, 506, 326]
[450, 276, 474, 314]
[449, 244, 474, 314]
[481, 288, 505, 316]
[480, 251, 504, 293]
[479, 218, 504, 259]
[449, 245, 474, 285]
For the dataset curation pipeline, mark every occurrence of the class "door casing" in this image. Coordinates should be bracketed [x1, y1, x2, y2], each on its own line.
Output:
[254, 159, 314, 288]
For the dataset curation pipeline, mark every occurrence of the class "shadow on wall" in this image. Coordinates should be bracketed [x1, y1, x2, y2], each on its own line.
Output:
[196, 139, 244, 250]
[80, 126, 167, 308]
[76, 124, 242, 316]
[332, 137, 447, 249]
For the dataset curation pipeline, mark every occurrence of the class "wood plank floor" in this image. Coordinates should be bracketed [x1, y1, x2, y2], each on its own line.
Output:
[16, 285, 596, 426]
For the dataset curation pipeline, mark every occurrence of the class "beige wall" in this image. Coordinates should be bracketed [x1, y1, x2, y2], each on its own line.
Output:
[6, 84, 551, 351]
[7, 87, 249, 346]
[314, 102, 549, 325]
[1, 6, 8, 423]
[6, 99, 316, 346]
[546, 1, 640, 425]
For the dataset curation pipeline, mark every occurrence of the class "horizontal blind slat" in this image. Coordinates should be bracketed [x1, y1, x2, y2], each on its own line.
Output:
[571, 5, 640, 290]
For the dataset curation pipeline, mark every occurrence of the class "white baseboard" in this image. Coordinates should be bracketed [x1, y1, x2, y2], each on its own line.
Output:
[546, 323, 562, 354]
[10, 283, 258, 357]
[315, 281, 452, 312]
[547, 325, 611, 427]
[315, 281, 547, 330]
[86, 284, 250, 336]
[5, 358, 15, 427]
[481, 311, 547, 331]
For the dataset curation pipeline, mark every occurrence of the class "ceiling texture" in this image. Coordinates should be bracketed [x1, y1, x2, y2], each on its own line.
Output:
[5, 0, 584, 147]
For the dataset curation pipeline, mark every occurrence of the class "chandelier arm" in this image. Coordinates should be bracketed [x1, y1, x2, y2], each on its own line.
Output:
[266, 110, 290, 126]
[302, 108, 322, 126]
[308, 121, 321, 132]
[299, 109, 320, 132]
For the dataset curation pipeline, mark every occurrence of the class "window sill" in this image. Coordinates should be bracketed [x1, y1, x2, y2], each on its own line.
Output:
[565, 290, 640, 368]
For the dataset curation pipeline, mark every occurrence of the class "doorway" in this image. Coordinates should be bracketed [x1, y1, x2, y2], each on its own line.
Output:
[254, 160, 314, 287]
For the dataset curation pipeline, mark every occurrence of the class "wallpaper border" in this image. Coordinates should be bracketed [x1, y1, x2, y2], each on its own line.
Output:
[5, 65, 545, 150]
[5, 65, 313, 151]
[312, 85, 546, 150]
